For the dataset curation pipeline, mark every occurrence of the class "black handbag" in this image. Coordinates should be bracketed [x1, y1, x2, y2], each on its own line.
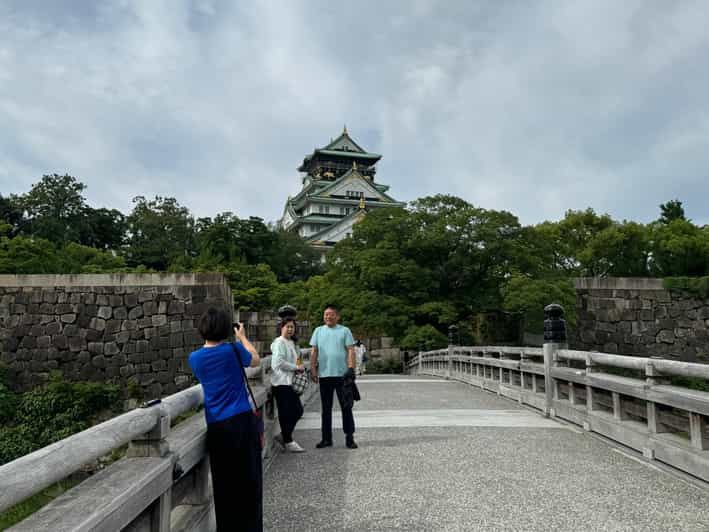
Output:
[230, 343, 265, 449]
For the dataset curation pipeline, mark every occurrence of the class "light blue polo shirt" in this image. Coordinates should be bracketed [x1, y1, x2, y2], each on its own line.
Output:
[309, 324, 354, 378]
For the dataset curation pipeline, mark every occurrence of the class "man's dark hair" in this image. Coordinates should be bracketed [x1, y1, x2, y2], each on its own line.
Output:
[324, 304, 339, 314]
[198, 307, 232, 342]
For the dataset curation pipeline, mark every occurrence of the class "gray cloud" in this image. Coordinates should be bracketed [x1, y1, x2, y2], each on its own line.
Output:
[1, 0, 708, 226]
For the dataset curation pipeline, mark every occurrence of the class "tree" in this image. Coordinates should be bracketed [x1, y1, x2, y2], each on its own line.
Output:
[18, 174, 88, 244]
[80, 208, 127, 250]
[580, 222, 649, 277]
[0, 194, 23, 237]
[124, 196, 196, 270]
[649, 219, 709, 276]
[0, 236, 58, 274]
[659, 199, 686, 224]
[501, 275, 576, 334]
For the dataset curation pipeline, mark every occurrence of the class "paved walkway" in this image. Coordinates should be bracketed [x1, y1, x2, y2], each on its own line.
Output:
[263, 375, 709, 531]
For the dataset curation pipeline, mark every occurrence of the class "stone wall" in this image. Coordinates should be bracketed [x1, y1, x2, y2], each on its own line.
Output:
[233, 310, 311, 356]
[574, 277, 709, 362]
[0, 274, 232, 395]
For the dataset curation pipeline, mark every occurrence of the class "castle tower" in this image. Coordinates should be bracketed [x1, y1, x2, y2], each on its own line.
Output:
[279, 127, 404, 252]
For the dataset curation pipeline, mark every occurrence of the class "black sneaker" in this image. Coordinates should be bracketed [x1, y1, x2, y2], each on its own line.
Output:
[274, 434, 285, 449]
[316, 440, 333, 449]
[346, 437, 358, 449]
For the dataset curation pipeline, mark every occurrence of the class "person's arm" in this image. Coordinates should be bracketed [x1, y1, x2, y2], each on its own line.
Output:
[347, 345, 355, 370]
[310, 346, 319, 382]
[272, 340, 298, 372]
[235, 323, 260, 367]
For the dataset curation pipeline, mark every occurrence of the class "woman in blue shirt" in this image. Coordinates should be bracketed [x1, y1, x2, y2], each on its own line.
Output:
[189, 307, 261, 531]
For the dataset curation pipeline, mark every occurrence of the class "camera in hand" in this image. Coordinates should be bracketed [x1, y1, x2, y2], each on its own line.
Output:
[233, 321, 248, 331]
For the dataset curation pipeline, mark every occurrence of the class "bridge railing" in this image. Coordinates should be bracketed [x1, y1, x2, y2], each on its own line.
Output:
[409, 343, 709, 483]
[0, 349, 316, 531]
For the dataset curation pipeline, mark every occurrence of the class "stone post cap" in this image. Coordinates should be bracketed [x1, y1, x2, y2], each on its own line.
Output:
[544, 303, 565, 319]
[277, 305, 297, 319]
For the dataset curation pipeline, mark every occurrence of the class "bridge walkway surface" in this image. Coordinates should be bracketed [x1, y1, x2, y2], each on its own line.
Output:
[263, 374, 709, 531]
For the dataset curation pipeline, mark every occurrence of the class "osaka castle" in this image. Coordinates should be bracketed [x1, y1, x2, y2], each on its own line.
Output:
[279, 127, 404, 252]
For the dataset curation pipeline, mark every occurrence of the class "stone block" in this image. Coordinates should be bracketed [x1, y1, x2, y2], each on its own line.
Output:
[115, 331, 131, 344]
[90, 317, 106, 331]
[168, 301, 185, 315]
[151, 359, 167, 371]
[138, 289, 155, 303]
[144, 327, 158, 340]
[53, 335, 68, 349]
[137, 340, 149, 353]
[656, 330, 675, 344]
[55, 303, 72, 314]
[157, 301, 168, 314]
[96, 295, 109, 306]
[137, 317, 152, 329]
[88, 342, 103, 355]
[82, 293, 96, 304]
[68, 293, 82, 304]
[142, 301, 157, 316]
[86, 329, 102, 342]
[39, 303, 54, 314]
[69, 336, 87, 352]
[169, 333, 184, 348]
[109, 295, 123, 307]
[97, 306, 112, 319]
[157, 325, 170, 338]
[157, 371, 171, 384]
[152, 314, 167, 327]
[20, 336, 37, 348]
[128, 306, 143, 320]
[119, 364, 135, 377]
[29, 325, 43, 336]
[105, 319, 122, 335]
[85, 304, 98, 317]
[125, 293, 138, 307]
[122, 319, 138, 331]
[113, 307, 128, 320]
[43, 291, 58, 304]
[64, 324, 79, 337]
[37, 335, 51, 348]
[92, 355, 107, 368]
[105, 342, 120, 355]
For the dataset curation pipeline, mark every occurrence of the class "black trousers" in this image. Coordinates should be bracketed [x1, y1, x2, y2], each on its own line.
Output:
[319, 376, 355, 442]
[273, 385, 304, 443]
[207, 410, 263, 532]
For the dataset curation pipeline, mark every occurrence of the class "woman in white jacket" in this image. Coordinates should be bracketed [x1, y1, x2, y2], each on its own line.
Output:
[271, 317, 306, 452]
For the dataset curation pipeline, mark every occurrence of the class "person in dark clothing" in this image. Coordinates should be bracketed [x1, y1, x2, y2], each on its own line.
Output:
[189, 307, 262, 532]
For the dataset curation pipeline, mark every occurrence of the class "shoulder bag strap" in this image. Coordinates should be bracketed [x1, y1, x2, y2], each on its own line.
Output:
[230, 342, 258, 410]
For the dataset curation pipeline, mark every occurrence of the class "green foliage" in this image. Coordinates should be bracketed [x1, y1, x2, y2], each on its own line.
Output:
[663, 276, 709, 299]
[0, 235, 57, 274]
[502, 275, 576, 334]
[0, 365, 18, 426]
[17, 174, 88, 244]
[399, 324, 449, 351]
[0, 372, 121, 465]
[125, 196, 196, 270]
[56, 242, 127, 273]
[649, 220, 709, 276]
[365, 358, 403, 374]
[659, 199, 686, 224]
[0, 477, 83, 530]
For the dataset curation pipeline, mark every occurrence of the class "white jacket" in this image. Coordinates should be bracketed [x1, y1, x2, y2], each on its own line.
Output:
[270, 336, 299, 386]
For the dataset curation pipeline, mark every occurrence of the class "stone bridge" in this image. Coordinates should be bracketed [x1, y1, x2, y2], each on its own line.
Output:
[2, 332, 709, 530]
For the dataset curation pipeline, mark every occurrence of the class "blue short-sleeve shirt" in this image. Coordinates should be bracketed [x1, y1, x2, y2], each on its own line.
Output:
[188, 342, 252, 423]
[309, 324, 354, 378]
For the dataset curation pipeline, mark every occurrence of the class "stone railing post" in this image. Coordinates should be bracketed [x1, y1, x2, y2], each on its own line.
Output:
[418, 342, 424, 374]
[543, 304, 567, 418]
[645, 358, 671, 448]
[447, 325, 458, 380]
[126, 402, 172, 532]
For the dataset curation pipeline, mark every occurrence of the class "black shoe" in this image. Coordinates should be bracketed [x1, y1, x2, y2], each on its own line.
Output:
[274, 434, 285, 449]
[316, 440, 333, 449]
[346, 437, 358, 449]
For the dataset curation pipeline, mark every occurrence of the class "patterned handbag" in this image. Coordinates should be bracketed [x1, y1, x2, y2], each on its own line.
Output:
[291, 369, 310, 396]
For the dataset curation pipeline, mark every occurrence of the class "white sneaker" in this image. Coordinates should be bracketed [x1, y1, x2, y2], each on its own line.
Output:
[285, 441, 305, 453]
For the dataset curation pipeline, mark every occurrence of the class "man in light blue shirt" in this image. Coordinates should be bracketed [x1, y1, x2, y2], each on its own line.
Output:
[310, 304, 357, 449]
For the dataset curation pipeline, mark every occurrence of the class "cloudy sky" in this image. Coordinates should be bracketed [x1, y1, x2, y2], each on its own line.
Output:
[1, 0, 708, 226]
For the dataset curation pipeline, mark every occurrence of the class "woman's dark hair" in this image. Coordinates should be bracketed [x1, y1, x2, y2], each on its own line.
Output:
[277, 317, 298, 344]
[198, 307, 232, 342]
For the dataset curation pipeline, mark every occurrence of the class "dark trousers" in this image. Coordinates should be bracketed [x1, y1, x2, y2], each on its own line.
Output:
[207, 410, 263, 532]
[319, 376, 355, 442]
[273, 385, 304, 443]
